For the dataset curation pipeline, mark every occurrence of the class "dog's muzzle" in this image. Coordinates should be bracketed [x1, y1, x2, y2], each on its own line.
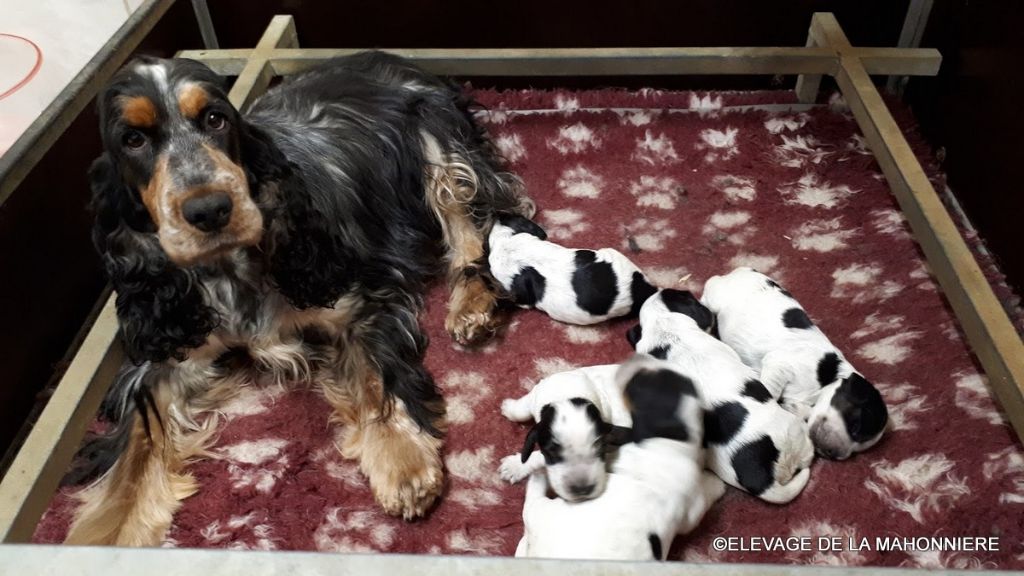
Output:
[809, 418, 851, 460]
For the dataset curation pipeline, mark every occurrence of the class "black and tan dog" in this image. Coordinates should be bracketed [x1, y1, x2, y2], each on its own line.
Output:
[67, 52, 533, 545]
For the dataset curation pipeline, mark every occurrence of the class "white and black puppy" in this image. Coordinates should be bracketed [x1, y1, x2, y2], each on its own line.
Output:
[626, 289, 814, 504]
[515, 355, 725, 560]
[701, 267, 889, 460]
[499, 365, 632, 501]
[487, 215, 658, 325]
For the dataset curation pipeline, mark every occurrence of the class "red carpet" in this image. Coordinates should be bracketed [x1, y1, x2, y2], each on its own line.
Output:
[35, 88, 1024, 568]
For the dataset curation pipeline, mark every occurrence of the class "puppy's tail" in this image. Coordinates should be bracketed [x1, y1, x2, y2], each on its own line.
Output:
[757, 466, 810, 504]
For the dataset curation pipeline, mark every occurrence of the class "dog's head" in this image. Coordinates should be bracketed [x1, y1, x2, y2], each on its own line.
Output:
[93, 57, 285, 266]
[521, 397, 630, 502]
[808, 373, 888, 460]
[633, 288, 716, 336]
[615, 354, 702, 446]
[702, 266, 790, 313]
[491, 214, 547, 244]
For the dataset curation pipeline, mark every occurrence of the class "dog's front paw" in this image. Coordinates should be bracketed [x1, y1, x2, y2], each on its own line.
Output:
[446, 274, 506, 346]
[499, 454, 530, 484]
[355, 423, 445, 520]
[373, 462, 444, 520]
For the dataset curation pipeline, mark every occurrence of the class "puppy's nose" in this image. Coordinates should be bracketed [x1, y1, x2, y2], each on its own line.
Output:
[182, 192, 233, 232]
[568, 482, 596, 498]
[816, 446, 839, 459]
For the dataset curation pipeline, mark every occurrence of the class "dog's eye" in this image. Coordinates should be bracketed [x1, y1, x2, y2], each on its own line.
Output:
[204, 110, 228, 132]
[122, 129, 147, 150]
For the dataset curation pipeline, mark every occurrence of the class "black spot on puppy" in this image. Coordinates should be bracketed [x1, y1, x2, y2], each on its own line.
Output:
[572, 250, 618, 316]
[704, 402, 748, 445]
[766, 278, 793, 298]
[741, 379, 773, 403]
[832, 373, 889, 443]
[510, 266, 546, 307]
[649, 533, 663, 560]
[625, 324, 643, 349]
[732, 435, 781, 496]
[817, 352, 841, 387]
[660, 289, 715, 332]
[625, 368, 697, 443]
[498, 214, 547, 240]
[648, 345, 671, 360]
[782, 308, 813, 329]
[628, 272, 657, 317]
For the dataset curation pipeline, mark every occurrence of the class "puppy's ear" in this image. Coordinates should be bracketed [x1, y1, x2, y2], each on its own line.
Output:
[625, 324, 643, 349]
[660, 289, 715, 332]
[837, 373, 889, 442]
[605, 425, 634, 447]
[498, 214, 548, 240]
[521, 423, 542, 463]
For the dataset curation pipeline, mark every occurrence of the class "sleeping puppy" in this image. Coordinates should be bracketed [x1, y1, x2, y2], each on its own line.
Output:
[627, 289, 814, 504]
[701, 267, 889, 460]
[515, 355, 725, 560]
[499, 365, 632, 501]
[488, 215, 658, 325]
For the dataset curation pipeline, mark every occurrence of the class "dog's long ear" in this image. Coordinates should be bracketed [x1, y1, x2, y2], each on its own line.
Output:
[498, 213, 547, 240]
[239, 121, 290, 189]
[660, 288, 715, 332]
[605, 425, 634, 447]
[243, 123, 359, 309]
[90, 155, 218, 363]
[625, 324, 643, 349]
[521, 422, 542, 463]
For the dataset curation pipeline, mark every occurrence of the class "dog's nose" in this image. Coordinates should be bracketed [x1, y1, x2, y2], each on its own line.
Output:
[182, 192, 233, 232]
[816, 446, 839, 459]
[568, 482, 596, 498]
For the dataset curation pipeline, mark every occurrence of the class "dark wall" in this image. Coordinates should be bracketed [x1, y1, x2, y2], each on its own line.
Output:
[0, 0, 203, 460]
[211, 0, 909, 48]
[906, 0, 1024, 294]
[0, 1, 912, 458]
[209, 0, 910, 90]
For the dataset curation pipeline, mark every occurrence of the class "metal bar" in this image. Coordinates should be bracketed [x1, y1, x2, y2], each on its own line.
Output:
[190, 0, 220, 50]
[0, 544, 1011, 576]
[0, 298, 123, 542]
[836, 54, 1024, 440]
[227, 15, 298, 111]
[178, 46, 941, 79]
[179, 47, 840, 77]
[852, 47, 941, 76]
[0, 0, 177, 209]
[887, 0, 935, 94]
[795, 29, 825, 103]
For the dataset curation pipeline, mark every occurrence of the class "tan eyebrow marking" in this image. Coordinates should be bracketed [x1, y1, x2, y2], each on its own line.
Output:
[178, 83, 209, 120]
[118, 95, 158, 127]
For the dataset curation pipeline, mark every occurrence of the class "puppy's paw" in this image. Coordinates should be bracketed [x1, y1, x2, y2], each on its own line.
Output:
[501, 399, 529, 421]
[446, 273, 507, 346]
[499, 454, 530, 484]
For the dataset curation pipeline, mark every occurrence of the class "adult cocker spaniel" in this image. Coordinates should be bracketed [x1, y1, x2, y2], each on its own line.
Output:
[65, 52, 533, 546]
